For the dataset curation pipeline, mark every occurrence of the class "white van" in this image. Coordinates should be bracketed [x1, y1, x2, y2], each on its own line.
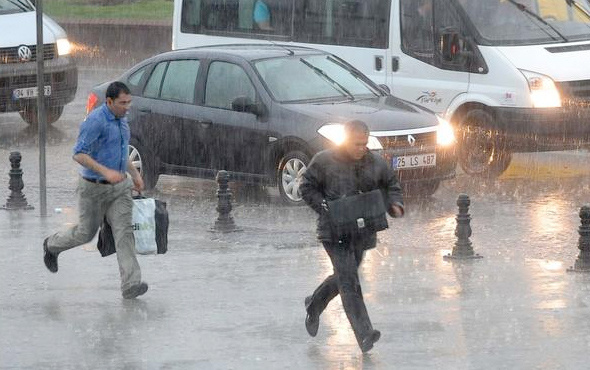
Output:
[0, 0, 77, 125]
[172, 0, 590, 177]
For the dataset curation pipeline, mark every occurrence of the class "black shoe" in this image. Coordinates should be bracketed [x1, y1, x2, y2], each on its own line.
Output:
[304, 295, 319, 337]
[43, 238, 58, 273]
[122, 282, 148, 299]
[360, 330, 381, 353]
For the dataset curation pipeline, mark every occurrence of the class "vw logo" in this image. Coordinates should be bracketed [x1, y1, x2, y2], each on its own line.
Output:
[407, 134, 416, 146]
[17, 45, 32, 62]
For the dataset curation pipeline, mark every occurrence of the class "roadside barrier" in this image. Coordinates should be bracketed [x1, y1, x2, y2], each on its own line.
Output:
[568, 205, 590, 272]
[444, 193, 483, 260]
[211, 170, 241, 233]
[1, 151, 33, 211]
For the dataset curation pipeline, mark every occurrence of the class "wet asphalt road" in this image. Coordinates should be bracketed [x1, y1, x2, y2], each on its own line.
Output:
[1, 66, 590, 369]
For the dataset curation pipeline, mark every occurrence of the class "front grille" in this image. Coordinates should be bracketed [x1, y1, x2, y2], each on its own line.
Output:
[557, 80, 590, 108]
[376, 130, 437, 152]
[0, 44, 57, 64]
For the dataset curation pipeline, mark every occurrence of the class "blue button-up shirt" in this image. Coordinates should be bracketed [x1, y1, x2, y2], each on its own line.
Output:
[73, 103, 130, 181]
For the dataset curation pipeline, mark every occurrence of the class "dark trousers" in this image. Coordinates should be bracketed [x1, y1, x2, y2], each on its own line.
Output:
[306, 235, 374, 345]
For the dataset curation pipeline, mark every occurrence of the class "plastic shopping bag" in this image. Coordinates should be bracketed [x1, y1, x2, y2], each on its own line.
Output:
[97, 197, 168, 257]
[132, 197, 157, 255]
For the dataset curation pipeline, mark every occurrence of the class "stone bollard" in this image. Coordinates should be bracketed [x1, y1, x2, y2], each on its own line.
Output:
[2, 152, 34, 211]
[567, 205, 590, 272]
[444, 194, 482, 260]
[211, 170, 241, 233]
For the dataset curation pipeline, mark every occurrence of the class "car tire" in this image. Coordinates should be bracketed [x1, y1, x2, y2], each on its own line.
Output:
[19, 105, 64, 126]
[458, 108, 512, 178]
[129, 139, 159, 191]
[277, 150, 309, 206]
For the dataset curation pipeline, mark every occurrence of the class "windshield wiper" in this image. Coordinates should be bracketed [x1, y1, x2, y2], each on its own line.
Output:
[7, 0, 30, 12]
[299, 58, 355, 101]
[506, 0, 568, 41]
[566, 0, 590, 21]
[326, 56, 381, 97]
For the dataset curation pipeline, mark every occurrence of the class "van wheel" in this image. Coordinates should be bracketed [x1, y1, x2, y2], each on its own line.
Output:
[458, 109, 512, 178]
[277, 150, 309, 206]
[19, 105, 64, 126]
[129, 139, 159, 191]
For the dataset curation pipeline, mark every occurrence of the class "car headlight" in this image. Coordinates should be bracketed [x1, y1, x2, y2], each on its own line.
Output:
[520, 70, 561, 108]
[317, 124, 383, 150]
[56, 38, 72, 56]
[436, 116, 455, 146]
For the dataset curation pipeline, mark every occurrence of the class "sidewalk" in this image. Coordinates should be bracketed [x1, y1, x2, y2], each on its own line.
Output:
[2, 174, 590, 369]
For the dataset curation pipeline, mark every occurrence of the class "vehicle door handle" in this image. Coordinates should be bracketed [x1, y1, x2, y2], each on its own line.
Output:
[139, 108, 152, 113]
[199, 120, 212, 127]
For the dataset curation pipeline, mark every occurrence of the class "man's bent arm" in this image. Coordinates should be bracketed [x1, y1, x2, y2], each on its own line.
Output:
[73, 153, 125, 184]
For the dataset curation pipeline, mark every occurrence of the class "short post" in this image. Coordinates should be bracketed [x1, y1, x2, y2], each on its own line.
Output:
[444, 194, 482, 260]
[2, 152, 34, 211]
[211, 170, 241, 233]
[567, 205, 590, 272]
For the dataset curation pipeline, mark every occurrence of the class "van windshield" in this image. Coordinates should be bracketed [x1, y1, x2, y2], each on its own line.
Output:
[457, 0, 590, 45]
[254, 54, 382, 103]
[0, 0, 34, 15]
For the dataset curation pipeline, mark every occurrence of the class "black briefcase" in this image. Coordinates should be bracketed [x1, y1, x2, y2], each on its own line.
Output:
[327, 189, 388, 236]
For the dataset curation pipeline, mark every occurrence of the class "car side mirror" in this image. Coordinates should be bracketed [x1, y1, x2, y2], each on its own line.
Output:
[231, 97, 266, 116]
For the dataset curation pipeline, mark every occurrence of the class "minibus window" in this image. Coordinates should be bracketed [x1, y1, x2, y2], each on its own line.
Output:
[181, 0, 292, 36]
[293, 0, 390, 48]
[400, 0, 435, 62]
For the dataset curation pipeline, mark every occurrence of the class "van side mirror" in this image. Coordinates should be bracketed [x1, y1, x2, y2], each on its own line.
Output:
[231, 97, 266, 116]
[440, 27, 464, 62]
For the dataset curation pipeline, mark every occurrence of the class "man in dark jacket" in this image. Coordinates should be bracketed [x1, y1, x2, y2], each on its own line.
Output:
[300, 120, 404, 353]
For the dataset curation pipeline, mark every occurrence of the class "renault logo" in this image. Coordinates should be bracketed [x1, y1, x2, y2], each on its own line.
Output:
[407, 134, 416, 146]
[17, 45, 32, 62]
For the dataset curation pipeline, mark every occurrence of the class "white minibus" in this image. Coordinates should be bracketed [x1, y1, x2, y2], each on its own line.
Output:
[173, 0, 590, 177]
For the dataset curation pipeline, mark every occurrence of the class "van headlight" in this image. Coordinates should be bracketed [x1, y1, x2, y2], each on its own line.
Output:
[436, 117, 455, 146]
[318, 124, 383, 150]
[520, 70, 561, 108]
[56, 38, 72, 56]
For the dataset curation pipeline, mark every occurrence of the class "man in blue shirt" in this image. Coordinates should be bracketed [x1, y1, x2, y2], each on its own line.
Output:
[43, 81, 148, 299]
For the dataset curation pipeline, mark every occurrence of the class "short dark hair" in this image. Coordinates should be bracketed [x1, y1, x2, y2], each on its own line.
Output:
[344, 120, 369, 136]
[106, 81, 130, 100]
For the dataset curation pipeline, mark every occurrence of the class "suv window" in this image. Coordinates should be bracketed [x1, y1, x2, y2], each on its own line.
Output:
[160, 60, 200, 103]
[0, 0, 34, 15]
[205, 62, 256, 109]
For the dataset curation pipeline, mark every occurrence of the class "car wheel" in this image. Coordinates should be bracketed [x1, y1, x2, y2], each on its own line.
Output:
[19, 105, 64, 126]
[404, 180, 440, 197]
[458, 109, 512, 178]
[129, 139, 159, 191]
[277, 150, 309, 206]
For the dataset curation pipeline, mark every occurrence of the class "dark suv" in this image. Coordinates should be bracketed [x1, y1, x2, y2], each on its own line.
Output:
[87, 45, 457, 204]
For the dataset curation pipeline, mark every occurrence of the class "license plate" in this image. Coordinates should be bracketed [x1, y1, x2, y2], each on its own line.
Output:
[12, 85, 52, 99]
[393, 153, 436, 169]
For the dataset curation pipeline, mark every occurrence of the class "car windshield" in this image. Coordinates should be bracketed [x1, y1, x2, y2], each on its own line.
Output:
[254, 54, 382, 103]
[457, 0, 590, 45]
[0, 0, 34, 15]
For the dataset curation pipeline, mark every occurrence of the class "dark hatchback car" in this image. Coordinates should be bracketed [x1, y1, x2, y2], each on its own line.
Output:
[87, 44, 457, 205]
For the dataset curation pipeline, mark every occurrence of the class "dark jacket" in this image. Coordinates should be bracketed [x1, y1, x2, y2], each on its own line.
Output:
[300, 148, 404, 244]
